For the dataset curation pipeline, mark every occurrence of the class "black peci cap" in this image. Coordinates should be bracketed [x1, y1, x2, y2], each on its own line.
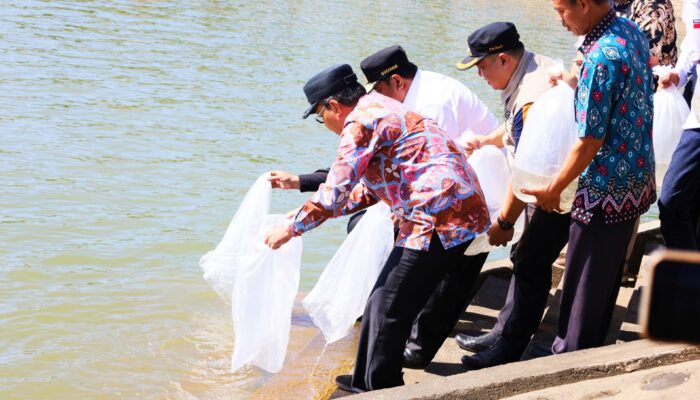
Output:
[360, 45, 417, 92]
[456, 22, 524, 71]
[302, 64, 359, 119]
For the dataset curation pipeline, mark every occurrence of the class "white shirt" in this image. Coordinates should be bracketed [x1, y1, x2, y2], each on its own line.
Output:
[674, 0, 700, 129]
[402, 69, 499, 147]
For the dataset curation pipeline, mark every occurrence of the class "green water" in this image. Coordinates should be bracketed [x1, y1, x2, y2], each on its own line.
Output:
[1, 1, 659, 399]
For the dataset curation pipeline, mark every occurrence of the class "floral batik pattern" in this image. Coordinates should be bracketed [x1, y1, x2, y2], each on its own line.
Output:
[573, 11, 656, 225]
[613, 0, 678, 66]
[289, 92, 490, 250]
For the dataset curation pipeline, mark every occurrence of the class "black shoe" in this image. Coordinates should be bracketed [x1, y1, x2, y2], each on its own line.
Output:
[455, 330, 500, 352]
[334, 374, 364, 393]
[403, 347, 430, 369]
[460, 338, 524, 370]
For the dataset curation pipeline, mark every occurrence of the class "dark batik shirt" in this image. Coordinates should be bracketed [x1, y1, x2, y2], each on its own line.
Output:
[613, 0, 678, 66]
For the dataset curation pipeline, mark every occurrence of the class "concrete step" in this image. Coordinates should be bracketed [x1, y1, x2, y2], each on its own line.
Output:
[604, 283, 638, 345]
[504, 358, 700, 400]
[623, 220, 664, 280]
[613, 258, 648, 345]
[520, 266, 564, 361]
[348, 340, 700, 400]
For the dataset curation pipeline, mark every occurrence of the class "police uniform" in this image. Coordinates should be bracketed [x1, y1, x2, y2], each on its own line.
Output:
[455, 22, 573, 368]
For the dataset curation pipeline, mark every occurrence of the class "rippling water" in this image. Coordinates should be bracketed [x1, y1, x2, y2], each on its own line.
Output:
[1, 1, 661, 399]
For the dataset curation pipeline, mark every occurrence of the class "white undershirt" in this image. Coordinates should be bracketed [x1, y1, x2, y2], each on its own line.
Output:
[674, 0, 700, 129]
[402, 69, 499, 147]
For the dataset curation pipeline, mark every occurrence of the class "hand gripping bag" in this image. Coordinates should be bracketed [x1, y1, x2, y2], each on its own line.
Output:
[652, 84, 689, 182]
[465, 145, 524, 255]
[199, 174, 303, 373]
[303, 202, 394, 343]
[511, 82, 579, 213]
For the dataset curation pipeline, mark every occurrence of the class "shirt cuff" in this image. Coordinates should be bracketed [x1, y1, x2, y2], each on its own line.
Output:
[298, 174, 319, 192]
[673, 65, 691, 88]
[298, 169, 330, 192]
[287, 220, 303, 237]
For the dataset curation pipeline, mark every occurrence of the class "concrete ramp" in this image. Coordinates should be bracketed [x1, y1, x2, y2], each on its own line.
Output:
[349, 340, 700, 400]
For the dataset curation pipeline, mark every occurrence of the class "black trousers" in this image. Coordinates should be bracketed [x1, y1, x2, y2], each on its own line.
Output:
[658, 128, 700, 250]
[552, 214, 636, 353]
[486, 209, 571, 348]
[349, 209, 483, 364]
[405, 251, 488, 361]
[350, 233, 474, 391]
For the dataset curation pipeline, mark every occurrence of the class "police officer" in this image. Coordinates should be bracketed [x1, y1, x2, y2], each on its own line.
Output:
[454, 22, 572, 369]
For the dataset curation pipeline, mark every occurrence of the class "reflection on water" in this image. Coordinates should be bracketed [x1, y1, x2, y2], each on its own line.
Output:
[1, 1, 659, 399]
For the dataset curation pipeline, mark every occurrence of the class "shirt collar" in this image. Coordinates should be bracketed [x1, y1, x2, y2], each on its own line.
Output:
[501, 50, 535, 112]
[579, 9, 617, 55]
[402, 68, 421, 108]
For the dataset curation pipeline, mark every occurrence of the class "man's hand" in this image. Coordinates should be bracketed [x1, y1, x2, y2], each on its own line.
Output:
[549, 69, 578, 89]
[487, 221, 514, 246]
[520, 185, 563, 213]
[658, 71, 680, 89]
[268, 170, 300, 190]
[264, 224, 293, 250]
[649, 54, 660, 69]
[548, 54, 581, 89]
[464, 136, 483, 153]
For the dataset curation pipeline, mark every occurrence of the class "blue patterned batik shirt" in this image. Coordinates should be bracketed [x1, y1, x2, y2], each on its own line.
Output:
[572, 10, 656, 225]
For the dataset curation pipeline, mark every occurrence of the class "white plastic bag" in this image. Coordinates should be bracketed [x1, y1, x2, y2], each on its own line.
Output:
[200, 175, 272, 304]
[652, 84, 689, 182]
[511, 82, 579, 212]
[303, 202, 394, 343]
[199, 174, 303, 373]
[465, 145, 524, 255]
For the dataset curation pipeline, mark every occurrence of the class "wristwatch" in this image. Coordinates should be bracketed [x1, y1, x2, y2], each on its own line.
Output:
[496, 216, 514, 231]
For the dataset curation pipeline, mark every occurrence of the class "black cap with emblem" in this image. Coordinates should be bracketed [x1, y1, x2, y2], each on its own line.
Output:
[302, 64, 359, 119]
[360, 45, 418, 92]
[456, 22, 524, 71]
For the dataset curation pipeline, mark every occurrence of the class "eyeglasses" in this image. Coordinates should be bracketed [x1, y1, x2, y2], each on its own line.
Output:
[314, 99, 331, 124]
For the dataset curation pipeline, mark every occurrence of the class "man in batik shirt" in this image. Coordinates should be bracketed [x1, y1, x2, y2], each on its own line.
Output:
[264, 64, 489, 392]
[528, 0, 655, 352]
